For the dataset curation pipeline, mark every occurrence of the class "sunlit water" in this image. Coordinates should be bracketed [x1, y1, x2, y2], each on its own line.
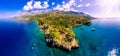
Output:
[0, 18, 120, 56]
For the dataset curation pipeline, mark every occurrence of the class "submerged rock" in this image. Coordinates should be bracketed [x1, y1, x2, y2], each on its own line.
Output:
[31, 43, 36, 50]
[32, 47, 35, 50]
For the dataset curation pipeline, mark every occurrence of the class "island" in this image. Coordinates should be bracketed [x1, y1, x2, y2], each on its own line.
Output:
[17, 11, 91, 51]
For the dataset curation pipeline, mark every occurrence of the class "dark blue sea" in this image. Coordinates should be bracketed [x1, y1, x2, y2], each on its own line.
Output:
[0, 18, 120, 56]
[0, 19, 39, 56]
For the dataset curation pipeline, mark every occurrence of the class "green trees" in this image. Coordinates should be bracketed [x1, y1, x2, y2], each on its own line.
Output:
[49, 29, 60, 39]
[81, 18, 91, 25]
[27, 11, 91, 41]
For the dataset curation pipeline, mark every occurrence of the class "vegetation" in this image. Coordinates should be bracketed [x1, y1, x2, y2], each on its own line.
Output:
[28, 12, 91, 39]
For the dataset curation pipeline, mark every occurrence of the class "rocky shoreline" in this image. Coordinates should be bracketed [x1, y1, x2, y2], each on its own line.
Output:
[44, 28, 79, 51]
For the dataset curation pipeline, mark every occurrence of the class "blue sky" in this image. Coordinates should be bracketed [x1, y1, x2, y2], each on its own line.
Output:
[0, 0, 68, 11]
[0, 0, 28, 18]
[0, 0, 27, 11]
[0, 0, 120, 18]
[0, 0, 93, 17]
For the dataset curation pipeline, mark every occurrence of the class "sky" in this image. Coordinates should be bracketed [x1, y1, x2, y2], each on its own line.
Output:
[0, 0, 120, 18]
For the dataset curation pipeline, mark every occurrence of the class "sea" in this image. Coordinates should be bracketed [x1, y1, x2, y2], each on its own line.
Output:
[0, 18, 120, 56]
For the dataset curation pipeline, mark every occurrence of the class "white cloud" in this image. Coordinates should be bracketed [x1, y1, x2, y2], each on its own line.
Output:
[54, 0, 77, 11]
[43, 1, 49, 9]
[27, 1, 33, 9]
[52, 2, 55, 5]
[62, 1, 65, 4]
[23, 1, 49, 11]
[23, 5, 30, 10]
[33, 1, 42, 9]
[54, 5, 64, 11]
[23, 0, 91, 12]
[54, 0, 75, 11]
[23, 1, 33, 10]
[85, 3, 90, 7]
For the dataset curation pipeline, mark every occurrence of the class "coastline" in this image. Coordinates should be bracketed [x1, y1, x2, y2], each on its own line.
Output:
[15, 11, 91, 51]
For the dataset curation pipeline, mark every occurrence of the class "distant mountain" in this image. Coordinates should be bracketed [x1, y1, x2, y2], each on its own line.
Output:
[63, 11, 96, 19]
[51, 10, 96, 19]
[15, 10, 96, 19]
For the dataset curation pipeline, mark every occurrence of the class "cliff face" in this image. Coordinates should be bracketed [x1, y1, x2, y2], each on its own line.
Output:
[19, 11, 91, 51]
[45, 26, 79, 51]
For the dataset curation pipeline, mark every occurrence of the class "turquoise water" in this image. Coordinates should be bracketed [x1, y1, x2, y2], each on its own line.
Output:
[34, 19, 120, 56]
[0, 18, 120, 56]
[73, 19, 120, 56]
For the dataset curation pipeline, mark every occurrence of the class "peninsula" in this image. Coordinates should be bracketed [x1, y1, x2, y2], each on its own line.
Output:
[17, 11, 91, 51]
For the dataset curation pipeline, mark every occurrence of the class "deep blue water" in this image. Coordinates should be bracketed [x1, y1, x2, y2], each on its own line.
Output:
[0, 19, 39, 56]
[0, 18, 120, 56]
